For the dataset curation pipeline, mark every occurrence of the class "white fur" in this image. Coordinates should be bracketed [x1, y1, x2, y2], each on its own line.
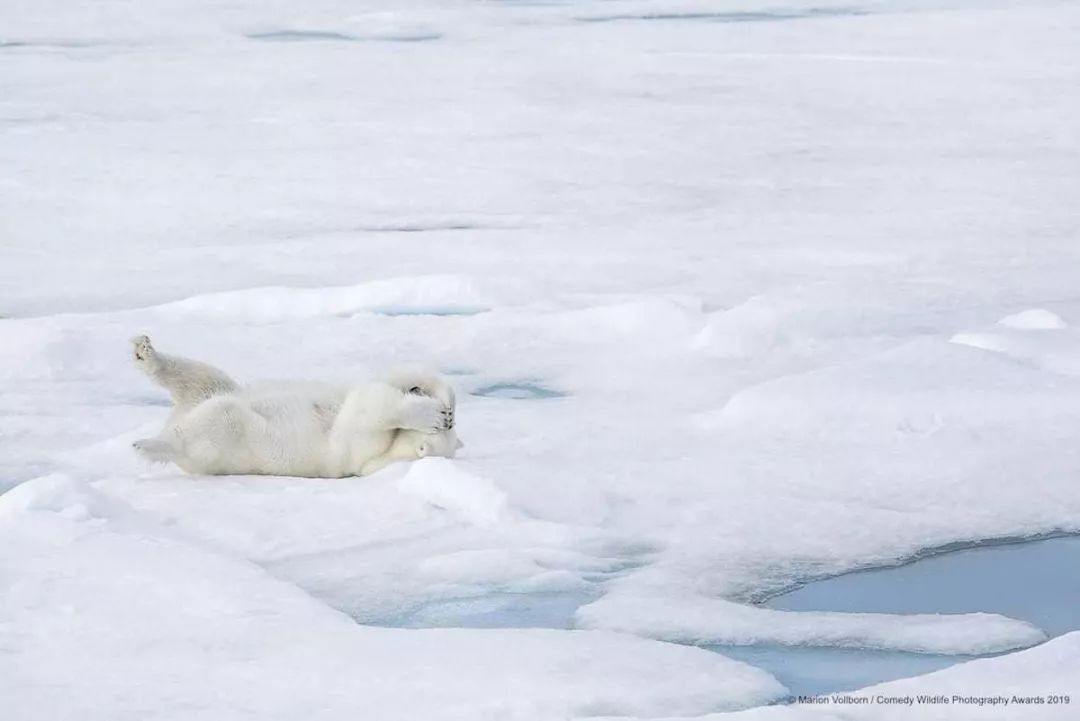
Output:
[130, 336, 461, 477]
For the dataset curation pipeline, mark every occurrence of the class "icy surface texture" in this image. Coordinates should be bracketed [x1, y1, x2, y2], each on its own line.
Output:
[3, 0, 1080, 717]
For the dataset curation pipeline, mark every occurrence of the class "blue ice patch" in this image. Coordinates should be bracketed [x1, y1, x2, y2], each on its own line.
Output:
[715, 534, 1080, 699]
[471, 382, 566, 399]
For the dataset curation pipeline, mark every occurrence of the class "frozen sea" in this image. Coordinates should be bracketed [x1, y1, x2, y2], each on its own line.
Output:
[2, 0, 1080, 719]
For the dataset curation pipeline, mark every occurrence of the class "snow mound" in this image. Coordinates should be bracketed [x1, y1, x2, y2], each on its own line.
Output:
[151, 276, 492, 321]
[576, 591, 1046, 655]
[694, 296, 785, 359]
[950, 322, 1080, 378]
[712, 338, 1080, 439]
[997, 308, 1067, 330]
[396, 458, 510, 527]
[0, 472, 132, 524]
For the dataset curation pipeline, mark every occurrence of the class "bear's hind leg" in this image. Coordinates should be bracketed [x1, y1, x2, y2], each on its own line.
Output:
[132, 437, 178, 464]
[132, 335, 239, 410]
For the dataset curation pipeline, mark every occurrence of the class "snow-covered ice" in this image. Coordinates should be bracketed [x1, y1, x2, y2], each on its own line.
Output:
[3, 0, 1080, 717]
[576, 592, 1047, 654]
[0, 474, 785, 719]
[656, 634, 1080, 721]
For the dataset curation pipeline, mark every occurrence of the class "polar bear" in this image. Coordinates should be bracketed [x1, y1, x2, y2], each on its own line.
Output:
[130, 335, 462, 477]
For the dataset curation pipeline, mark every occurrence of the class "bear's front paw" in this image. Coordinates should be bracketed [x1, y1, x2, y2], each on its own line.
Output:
[399, 395, 449, 433]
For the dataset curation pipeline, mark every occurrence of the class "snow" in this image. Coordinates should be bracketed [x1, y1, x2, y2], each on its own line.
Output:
[577, 594, 1046, 655]
[709, 633, 1080, 720]
[0, 474, 785, 720]
[951, 311, 1080, 376]
[3, 0, 1080, 717]
[396, 457, 510, 527]
[997, 309, 1068, 331]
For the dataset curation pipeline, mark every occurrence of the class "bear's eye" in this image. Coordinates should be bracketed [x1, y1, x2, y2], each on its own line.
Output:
[407, 386, 424, 395]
